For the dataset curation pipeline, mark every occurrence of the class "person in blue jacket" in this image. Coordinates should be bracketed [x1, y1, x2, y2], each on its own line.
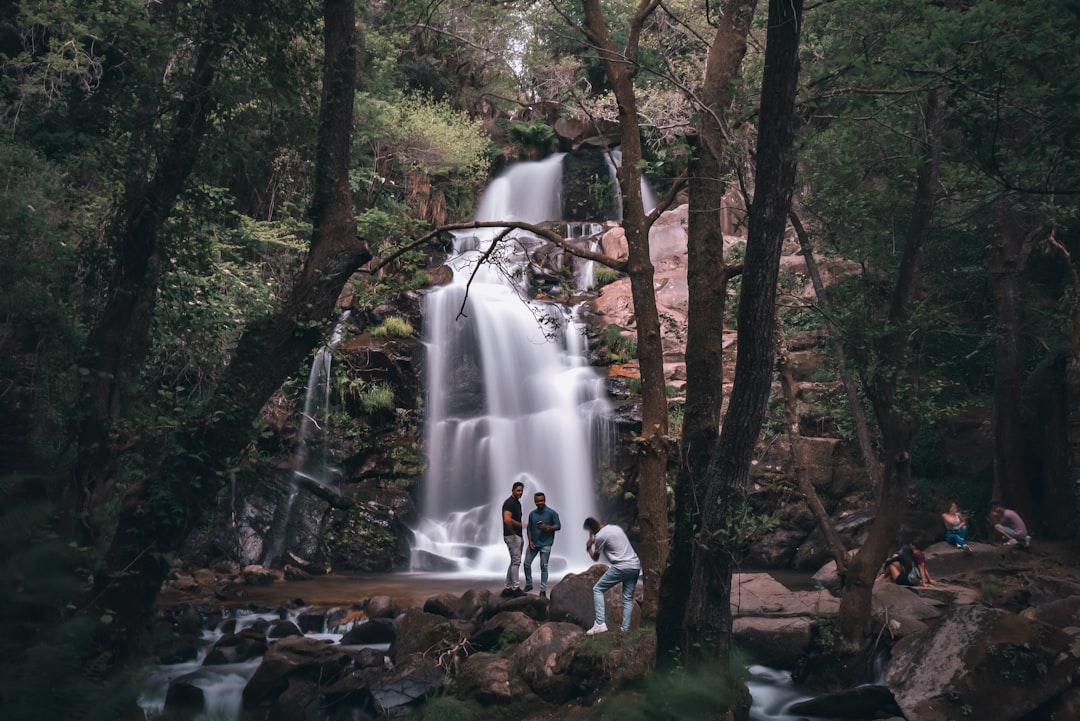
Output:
[523, 492, 561, 598]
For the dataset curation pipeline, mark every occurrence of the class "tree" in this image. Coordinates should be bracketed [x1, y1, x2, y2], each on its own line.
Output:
[86, 0, 365, 659]
[681, 0, 804, 689]
[656, 0, 759, 666]
[578, 0, 671, 621]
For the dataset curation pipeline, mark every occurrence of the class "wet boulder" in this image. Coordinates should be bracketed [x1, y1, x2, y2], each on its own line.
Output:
[203, 629, 269, 665]
[241, 636, 351, 710]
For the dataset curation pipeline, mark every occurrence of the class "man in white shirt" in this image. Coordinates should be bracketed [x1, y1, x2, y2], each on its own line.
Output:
[583, 516, 641, 634]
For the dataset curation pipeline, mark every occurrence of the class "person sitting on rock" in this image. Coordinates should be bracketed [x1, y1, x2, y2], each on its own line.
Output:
[879, 544, 931, 587]
[942, 501, 973, 554]
[989, 501, 1031, 548]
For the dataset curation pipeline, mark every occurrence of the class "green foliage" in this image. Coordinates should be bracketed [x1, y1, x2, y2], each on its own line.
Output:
[361, 382, 396, 414]
[389, 441, 425, 479]
[499, 117, 557, 156]
[600, 324, 638, 363]
[593, 266, 622, 287]
[592, 663, 747, 721]
[370, 315, 415, 338]
[0, 476, 144, 721]
[149, 186, 308, 393]
[700, 504, 780, 560]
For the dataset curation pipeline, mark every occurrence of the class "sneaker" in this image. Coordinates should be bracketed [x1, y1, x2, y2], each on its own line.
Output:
[509, 588, 526, 597]
[962, 544, 973, 554]
[524, 584, 533, 592]
[539, 591, 547, 598]
[1022, 535, 1032, 548]
[1004, 538, 1018, 546]
[500, 588, 513, 597]
[586, 622, 608, 636]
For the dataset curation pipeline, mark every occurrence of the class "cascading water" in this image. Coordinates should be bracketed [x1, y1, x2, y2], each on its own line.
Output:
[262, 314, 350, 568]
[409, 154, 614, 577]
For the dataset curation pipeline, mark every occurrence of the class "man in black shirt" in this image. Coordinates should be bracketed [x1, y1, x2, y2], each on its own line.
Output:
[501, 481, 525, 597]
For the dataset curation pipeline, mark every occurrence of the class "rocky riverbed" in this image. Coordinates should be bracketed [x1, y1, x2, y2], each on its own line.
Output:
[146, 537, 1080, 721]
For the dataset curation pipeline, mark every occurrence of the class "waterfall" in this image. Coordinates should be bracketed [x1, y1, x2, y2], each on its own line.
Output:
[262, 315, 350, 568]
[410, 154, 614, 577]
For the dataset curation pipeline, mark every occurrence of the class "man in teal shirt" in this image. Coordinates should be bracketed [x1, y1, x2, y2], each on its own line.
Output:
[524, 492, 561, 598]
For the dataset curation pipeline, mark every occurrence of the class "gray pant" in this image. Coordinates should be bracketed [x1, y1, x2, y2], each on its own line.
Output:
[504, 534, 523, 588]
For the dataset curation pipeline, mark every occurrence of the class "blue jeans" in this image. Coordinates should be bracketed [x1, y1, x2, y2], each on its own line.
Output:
[504, 535, 523, 588]
[524, 544, 551, 592]
[946, 525, 968, 547]
[593, 566, 640, 631]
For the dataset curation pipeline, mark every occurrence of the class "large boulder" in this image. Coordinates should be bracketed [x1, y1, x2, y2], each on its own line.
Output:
[885, 604, 1080, 721]
[471, 611, 540, 653]
[390, 609, 473, 666]
[511, 622, 586, 703]
[241, 636, 352, 710]
[548, 565, 639, 630]
[733, 617, 814, 668]
[455, 652, 525, 705]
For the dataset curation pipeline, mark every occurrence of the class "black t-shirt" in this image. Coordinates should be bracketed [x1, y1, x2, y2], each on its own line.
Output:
[502, 496, 522, 536]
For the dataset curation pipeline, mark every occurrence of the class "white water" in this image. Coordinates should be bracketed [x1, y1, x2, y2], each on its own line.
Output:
[410, 154, 613, 578]
[263, 314, 350, 567]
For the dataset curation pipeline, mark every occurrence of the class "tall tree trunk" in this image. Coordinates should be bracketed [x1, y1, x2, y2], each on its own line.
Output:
[69, 0, 238, 538]
[684, 0, 804, 688]
[86, 0, 363, 660]
[835, 83, 947, 659]
[657, 0, 757, 666]
[990, 199, 1036, 516]
[580, 0, 669, 622]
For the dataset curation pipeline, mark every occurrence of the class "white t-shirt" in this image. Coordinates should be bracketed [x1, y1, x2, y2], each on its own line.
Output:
[593, 525, 641, 570]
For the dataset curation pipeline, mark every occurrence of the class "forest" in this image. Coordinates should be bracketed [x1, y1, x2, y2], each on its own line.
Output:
[2, 0, 1080, 719]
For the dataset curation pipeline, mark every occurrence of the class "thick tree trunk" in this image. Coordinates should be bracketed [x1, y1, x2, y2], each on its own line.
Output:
[685, 0, 803, 682]
[69, 0, 238, 537]
[87, 0, 362, 660]
[580, 0, 669, 622]
[657, 0, 757, 666]
[990, 200, 1035, 516]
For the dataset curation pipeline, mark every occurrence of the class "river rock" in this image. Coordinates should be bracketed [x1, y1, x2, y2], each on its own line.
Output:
[455, 652, 523, 704]
[341, 617, 396, 645]
[203, 629, 269, 665]
[885, 604, 1080, 721]
[390, 609, 473, 666]
[511, 622, 586, 704]
[733, 616, 814, 668]
[370, 656, 446, 716]
[365, 594, 399, 619]
[241, 636, 351, 709]
[788, 683, 902, 719]
[471, 611, 540, 652]
[548, 564, 638, 630]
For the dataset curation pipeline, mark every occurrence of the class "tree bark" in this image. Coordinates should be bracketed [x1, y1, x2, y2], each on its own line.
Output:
[684, 0, 804, 683]
[657, 0, 758, 666]
[87, 0, 363, 660]
[990, 199, 1036, 516]
[580, 0, 669, 622]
